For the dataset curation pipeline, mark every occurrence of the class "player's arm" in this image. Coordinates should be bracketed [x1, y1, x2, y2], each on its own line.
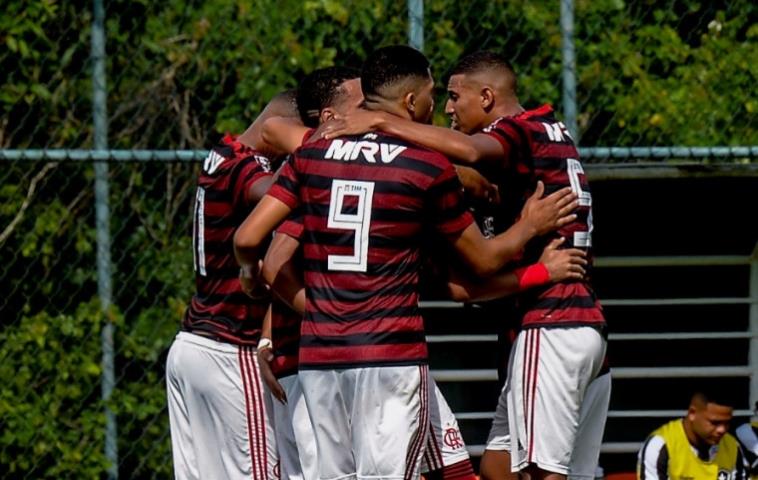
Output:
[232, 154, 278, 209]
[321, 110, 505, 165]
[257, 305, 287, 403]
[262, 232, 306, 316]
[447, 183, 578, 277]
[455, 165, 500, 205]
[234, 195, 293, 295]
[261, 116, 311, 155]
[245, 175, 275, 205]
[637, 435, 669, 480]
[447, 237, 587, 302]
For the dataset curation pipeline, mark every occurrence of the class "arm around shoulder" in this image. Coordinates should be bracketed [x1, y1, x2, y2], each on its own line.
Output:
[261, 116, 310, 155]
[376, 118, 503, 165]
[234, 195, 293, 267]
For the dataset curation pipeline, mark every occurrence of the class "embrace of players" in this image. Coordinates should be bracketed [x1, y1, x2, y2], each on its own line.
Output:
[167, 45, 615, 480]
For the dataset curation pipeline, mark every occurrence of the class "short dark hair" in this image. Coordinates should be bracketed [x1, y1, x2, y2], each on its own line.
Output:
[451, 50, 515, 76]
[296, 66, 360, 128]
[451, 51, 517, 92]
[691, 389, 735, 409]
[361, 45, 431, 99]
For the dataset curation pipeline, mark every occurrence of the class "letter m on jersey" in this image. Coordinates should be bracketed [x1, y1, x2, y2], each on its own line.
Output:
[325, 140, 356, 160]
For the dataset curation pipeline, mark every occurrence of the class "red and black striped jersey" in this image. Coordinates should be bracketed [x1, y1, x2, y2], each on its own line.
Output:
[183, 134, 273, 345]
[268, 131, 474, 369]
[270, 217, 304, 379]
[483, 105, 604, 329]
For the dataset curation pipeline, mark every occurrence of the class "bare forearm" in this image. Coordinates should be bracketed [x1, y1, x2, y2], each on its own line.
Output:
[454, 220, 536, 278]
[487, 219, 535, 269]
[271, 263, 305, 316]
[234, 242, 260, 269]
[261, 305, 273, 339]
[447, 266, 520, 302]
[262, 117, 308, 154]
[234, 195, 293, 267]
[376, 117, 482, 164]
[262, 233, 305, 315]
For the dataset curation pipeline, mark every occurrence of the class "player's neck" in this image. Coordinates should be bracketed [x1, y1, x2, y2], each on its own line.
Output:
[365, 98, 413, 122]
[682, 418, 709, 451]
[474, 102, 524, 133]
[492, 98, 525, 120]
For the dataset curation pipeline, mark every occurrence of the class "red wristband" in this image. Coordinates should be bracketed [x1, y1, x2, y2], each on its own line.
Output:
[514, 263, 550, 290]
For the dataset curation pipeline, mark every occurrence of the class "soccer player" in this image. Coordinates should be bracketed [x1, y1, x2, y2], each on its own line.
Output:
[258, 66, 363, 480]
[637, 391, 749, 479]
[260, 220, 315, 480]
[234, 45, 578, 479]
[165, 91, 298, 480]
[321, 50, 610, 480]
[260, 64, 588, 480]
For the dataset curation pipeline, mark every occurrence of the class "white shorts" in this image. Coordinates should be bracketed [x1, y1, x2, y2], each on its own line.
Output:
[421, 378, 471, 473]
[486, 326, 610, 478]
[299, 365, 430, 480]
[166, 332, 279, 480]
[269, 374, 317, 480]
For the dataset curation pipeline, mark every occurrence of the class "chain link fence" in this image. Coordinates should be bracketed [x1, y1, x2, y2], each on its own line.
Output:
[1, 0, 756, 477]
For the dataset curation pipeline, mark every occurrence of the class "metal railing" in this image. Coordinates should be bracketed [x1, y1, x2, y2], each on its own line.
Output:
[424, 251, 758, 455]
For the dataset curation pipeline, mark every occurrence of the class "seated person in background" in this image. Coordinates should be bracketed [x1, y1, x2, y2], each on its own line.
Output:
[637, 390, 749, 480]
[735, 401, 758, 479]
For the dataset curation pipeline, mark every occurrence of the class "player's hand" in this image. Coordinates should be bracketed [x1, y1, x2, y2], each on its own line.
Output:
[257, 347, 287, 404]
[520, 182, 578, 236]
[240, 261, 270, 300]
[320, 110, 384, 139]
[539, 237, 587, 282]
[455, 165, 501, 206]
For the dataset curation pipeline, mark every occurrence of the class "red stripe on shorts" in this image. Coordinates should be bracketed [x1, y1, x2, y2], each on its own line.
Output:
[405, 366, 429, 480]
[427, 410, 444, 470]
[527, 330, 541, 463]
[239, 347, 259, 479]
[248, 346, 269, 479]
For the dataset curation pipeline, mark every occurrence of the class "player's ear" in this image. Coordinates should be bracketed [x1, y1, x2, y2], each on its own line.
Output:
[481, 87, 495, 111]
[404, 91, 416, 115]
[686, 405, 698, 422]
[320, 107, 335, 124]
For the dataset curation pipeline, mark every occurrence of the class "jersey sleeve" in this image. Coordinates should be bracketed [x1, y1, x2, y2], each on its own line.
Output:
[637, 435, 669, 480]
[232, 154, 273, 210]
[275, 211, 304, 241]
[483, 117, 529, 169]
[267, 157, 301, 209]
[426, 161, 474, 236]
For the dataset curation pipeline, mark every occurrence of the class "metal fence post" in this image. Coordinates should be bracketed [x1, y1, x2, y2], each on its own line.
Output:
[92, 0, 118, 477]
[560, 0, 578, 142]
[408, 0, 424, 52]
[750, 242, 758, 408]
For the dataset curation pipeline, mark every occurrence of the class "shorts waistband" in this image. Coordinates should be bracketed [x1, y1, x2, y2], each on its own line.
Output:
[175, 331, 250, 355]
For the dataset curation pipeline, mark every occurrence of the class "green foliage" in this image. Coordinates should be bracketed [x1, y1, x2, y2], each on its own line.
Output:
[0, 0, 755, 477]
[574, 0, 757, 146]
[0, 161, 194, 477]
[1, 0, 754, 150]
[0, 300, 110, 477]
